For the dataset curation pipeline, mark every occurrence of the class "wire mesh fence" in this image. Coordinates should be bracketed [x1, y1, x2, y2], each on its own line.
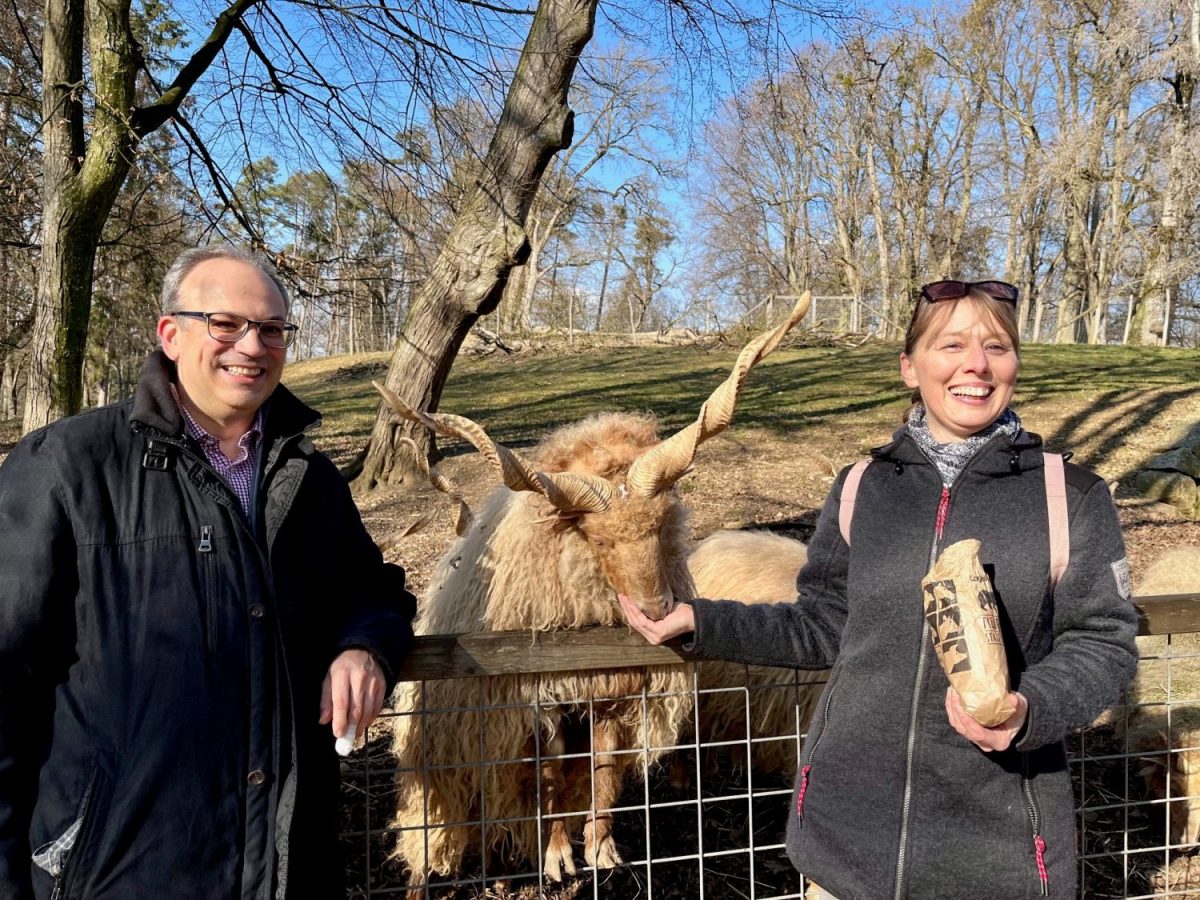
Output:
[340, 594, 1200, 899]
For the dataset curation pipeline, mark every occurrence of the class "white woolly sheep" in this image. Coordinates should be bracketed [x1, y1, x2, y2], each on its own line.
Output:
[1122, 705, 1200, 855]
[1121, 546, 1200, 856]
[688, 529, 824, 777]
[374, 295, 811, 890]
[1137, 545, 1200, 597]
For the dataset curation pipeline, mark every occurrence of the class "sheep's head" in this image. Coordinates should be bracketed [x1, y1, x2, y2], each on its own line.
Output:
[372, 291, 811, 625]
[1131, 711, 1200, 850]
[514, 412, 683, 619]
[556, 487, 686, 620]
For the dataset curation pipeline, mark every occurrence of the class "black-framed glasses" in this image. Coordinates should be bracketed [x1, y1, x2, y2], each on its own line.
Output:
[174, 311, 299, 349]
[919, 280, 1019, 306]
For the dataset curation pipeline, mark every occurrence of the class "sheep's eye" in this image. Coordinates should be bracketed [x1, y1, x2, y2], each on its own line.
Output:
[588, 534, 613, 549]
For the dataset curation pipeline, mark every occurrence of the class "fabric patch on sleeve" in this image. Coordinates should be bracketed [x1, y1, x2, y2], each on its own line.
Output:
[1111, 558, 1132, 601]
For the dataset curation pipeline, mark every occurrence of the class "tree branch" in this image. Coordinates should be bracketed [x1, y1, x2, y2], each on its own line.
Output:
[130, 0, 262, 137]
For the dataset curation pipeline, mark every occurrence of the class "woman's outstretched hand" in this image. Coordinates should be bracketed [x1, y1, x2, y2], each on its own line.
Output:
[618, 594, 696, 645]
[945, 686, 1028, 752]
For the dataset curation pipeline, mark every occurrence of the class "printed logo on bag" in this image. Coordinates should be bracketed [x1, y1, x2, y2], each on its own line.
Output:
[1111, 558, 1131, 601]
[974, 578, 1003, 645]
[923, 579, 972, 674]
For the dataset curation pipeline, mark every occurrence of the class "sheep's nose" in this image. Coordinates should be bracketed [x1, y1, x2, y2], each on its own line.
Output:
[629, 591, 674, 621]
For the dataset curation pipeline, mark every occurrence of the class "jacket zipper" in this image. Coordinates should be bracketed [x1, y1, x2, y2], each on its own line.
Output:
[198, 525, 218, 651]
[1022, 756, 1049, 896]
[50, 767, 102, 900]
[893, 483, 950, 900]
[797, 678, 838, 820]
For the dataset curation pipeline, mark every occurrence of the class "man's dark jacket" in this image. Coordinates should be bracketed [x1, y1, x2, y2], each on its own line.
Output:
[687, 429, 1138, 900]
[0, 351, 417, 899]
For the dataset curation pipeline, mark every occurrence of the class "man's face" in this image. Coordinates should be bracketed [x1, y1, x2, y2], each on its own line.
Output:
[157, 258, 288, 431]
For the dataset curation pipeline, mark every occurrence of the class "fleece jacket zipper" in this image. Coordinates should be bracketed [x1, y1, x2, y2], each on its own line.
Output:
[892, 481, 950, 900]
[892, 432, 1016, 898]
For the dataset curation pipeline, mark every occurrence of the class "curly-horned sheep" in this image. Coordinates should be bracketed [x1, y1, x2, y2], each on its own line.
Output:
[375, 295, 811, 890]
[688, 529, 825, 777]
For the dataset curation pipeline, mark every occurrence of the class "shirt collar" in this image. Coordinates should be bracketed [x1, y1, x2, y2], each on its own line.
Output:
[178, 399, 263, 459]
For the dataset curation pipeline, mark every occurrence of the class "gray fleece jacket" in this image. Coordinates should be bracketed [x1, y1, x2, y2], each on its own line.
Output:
[688, 428, 1138, 900]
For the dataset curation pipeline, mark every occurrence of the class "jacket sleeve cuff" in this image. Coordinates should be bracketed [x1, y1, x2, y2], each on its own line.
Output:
[1013, 683, 1059, 750]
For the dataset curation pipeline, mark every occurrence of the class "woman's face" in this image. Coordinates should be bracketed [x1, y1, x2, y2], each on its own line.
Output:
[900, 298, 1019, 443]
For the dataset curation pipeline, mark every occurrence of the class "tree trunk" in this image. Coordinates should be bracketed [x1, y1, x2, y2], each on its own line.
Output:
[25, 0, 124, 429]
[350, 0, 599, 492]
[517, 223, 544, 331]
[1, 353, 20, 420]
[1055, 188, 1091, 345]
[594, 213, 619, 330]
[865, 145, 892, 337]
[1133, 62, 1195, 346]
[23, 0, 257, 431]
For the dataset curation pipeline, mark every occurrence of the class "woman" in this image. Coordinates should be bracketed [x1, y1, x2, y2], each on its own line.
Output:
[620, 280, 1138, 899]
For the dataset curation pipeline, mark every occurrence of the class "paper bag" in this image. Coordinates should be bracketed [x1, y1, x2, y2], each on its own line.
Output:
[921, 539, 1015, 727]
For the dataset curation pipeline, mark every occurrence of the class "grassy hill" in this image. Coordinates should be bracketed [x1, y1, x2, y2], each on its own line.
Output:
[285, 339, 1199, 487]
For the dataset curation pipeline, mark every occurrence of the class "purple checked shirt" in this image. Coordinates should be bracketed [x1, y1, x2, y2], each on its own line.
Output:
[179, 403, 263, 518]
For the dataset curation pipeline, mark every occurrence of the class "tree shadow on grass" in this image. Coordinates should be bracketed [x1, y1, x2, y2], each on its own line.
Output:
[1040, 386, 1199, 480]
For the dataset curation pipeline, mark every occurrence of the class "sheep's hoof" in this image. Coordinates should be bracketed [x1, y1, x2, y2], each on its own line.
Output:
[543, 834, 576, 882]
[584, 831, 623, 870]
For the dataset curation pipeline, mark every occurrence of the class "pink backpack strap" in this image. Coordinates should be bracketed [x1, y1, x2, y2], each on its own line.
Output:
[839, 459, 871, 546]
[1043, 451, 1069, 588]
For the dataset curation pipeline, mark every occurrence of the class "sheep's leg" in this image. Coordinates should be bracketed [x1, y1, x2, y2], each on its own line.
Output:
[583, 718, 627, 870]
[540, 728, 576, 881]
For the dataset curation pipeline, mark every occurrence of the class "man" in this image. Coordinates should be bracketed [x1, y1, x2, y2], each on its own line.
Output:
[0, 247, 416, 898]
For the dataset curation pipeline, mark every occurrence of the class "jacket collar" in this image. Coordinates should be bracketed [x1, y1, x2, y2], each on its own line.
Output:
[870, 423, 1046, 475]
[130, 349, 321, 443]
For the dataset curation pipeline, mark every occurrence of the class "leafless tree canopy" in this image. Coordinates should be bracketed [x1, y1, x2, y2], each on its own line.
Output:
[1, 0, 1196, 438]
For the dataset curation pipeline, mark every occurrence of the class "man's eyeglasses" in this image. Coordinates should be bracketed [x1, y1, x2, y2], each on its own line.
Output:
[174, 311, 299, 349]
[919, 280, 1019, 306]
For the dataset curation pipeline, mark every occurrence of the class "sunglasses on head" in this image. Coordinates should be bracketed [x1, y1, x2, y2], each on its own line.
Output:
[919, 280, 1019, 305]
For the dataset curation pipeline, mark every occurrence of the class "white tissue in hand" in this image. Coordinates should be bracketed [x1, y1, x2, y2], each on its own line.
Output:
[335, 723, 357, 757]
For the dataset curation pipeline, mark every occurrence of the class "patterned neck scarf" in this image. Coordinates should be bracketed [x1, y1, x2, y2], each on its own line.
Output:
[905, 405, 1023, 486]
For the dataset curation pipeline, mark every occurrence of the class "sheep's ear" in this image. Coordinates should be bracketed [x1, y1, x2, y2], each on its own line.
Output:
[389, 510, 439, 541]
[549, 510, 582, 533]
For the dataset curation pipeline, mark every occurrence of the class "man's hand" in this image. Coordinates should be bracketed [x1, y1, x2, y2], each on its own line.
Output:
[618, 594, 696, 645]
[945, 686, 1028, 752]
[319, 648, 386, 742]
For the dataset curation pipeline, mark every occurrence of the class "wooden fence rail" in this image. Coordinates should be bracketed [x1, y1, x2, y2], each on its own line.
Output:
[394, 593, 1200, 683]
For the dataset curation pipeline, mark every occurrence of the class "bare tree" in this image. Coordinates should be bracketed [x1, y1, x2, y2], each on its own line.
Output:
[1130, 0, 1199, 345]
[350, 0, 600, 491]
[499, 48, 671, 334]
[24, 0, 260, 430]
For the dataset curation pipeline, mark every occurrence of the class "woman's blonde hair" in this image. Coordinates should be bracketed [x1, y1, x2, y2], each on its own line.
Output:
[902, 288, 1021, 418]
